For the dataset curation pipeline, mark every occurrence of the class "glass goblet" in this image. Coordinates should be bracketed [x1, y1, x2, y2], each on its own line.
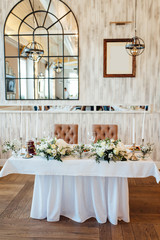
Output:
[87, 131, 96, 145]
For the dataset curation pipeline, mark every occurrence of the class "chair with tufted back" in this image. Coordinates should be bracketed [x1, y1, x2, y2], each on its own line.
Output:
[54, 124, 78, 144]
[92, 124, 118, 142]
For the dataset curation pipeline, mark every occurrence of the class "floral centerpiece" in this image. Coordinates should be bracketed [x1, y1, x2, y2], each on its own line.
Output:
[72, 144, 90, 158]
[91, 138, 128, 163]
[2, 139, 21, 156]
[36, 138, 71, 161]
[140, 143, 154, 159]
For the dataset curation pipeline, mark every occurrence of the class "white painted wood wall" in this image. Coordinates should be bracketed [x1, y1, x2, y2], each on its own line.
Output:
[0, 0, 160, 162]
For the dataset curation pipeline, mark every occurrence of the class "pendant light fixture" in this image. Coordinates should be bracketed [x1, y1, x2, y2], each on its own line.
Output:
[23, 0, 44, 62]
[24, 41, 44, 62]
[125, 0, 145, 56]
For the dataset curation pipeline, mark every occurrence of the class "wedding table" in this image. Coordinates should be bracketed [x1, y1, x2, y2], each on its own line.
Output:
[0, 156, 160, 225]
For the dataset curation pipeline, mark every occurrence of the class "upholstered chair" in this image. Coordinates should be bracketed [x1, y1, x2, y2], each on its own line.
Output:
[92, 124, 118, 142]
[54, 124, 78, 144]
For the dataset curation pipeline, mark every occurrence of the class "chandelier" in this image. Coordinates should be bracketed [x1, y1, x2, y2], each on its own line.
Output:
[24, 41, 44, 62]
[125, 0, 145, 56]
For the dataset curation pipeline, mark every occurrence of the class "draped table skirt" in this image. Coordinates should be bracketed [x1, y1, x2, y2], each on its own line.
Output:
[1, 156, 159, 225]
[30, 175, 129, 225]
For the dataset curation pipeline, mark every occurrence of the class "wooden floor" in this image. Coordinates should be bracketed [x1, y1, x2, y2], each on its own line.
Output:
[0, 174, 160, 240]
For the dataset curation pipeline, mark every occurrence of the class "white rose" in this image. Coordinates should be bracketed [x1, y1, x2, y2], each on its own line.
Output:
[113, 148, 119, 155]
[46, 149, 52, 154]
[51, 149, 56, 156]
[106, 143, 115, 150]
[51, 144, 56, 149]
[56, 139, 68, 150]
[96, 149, 104, 158]
[108, 153, 113, 159]
[39, 145, 44, 151]
[101, 141, 106, 147]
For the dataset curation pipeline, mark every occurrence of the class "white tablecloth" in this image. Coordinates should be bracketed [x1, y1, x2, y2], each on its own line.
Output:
[0, 156, 160, 182]
[0, 156, 160, 225]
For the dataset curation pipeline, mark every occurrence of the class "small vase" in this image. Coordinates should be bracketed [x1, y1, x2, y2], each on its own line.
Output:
[79, 152, 84, 159]
[12, 151, 18, 157]
[141, 152, 147, 159]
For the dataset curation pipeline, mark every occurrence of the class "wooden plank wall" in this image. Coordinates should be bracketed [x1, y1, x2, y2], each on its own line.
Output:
[0, 0, 159, 161]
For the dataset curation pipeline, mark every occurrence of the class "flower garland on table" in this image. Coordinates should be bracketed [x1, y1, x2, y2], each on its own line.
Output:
[36, 138, 71, 161]
[72, 144, 90, 158]
[91, 138, 128, 163]
[2, 139, 21, 156]
[2, 137, 128, 164]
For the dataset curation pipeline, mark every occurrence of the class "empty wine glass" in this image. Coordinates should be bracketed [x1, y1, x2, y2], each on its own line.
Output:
[87, 131, 96, 145]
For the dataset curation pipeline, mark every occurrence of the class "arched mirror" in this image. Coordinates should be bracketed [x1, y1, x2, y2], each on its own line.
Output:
[4, 0, 79, 100]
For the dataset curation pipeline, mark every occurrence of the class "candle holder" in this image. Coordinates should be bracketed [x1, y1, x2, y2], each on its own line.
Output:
[141, 138, 144, 146]
[20, 137, 24, 156]
[23, 141, 33, 159]
[129, 143, 138, 161]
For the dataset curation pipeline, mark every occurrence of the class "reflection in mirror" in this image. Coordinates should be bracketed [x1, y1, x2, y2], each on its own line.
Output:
[49, 57, 63, 78]
[96, 106, 149, 111]
[0, 105, 150, 112]
[44, 106, 94, 111]
[50, 79, 56, 99]
[21, 78, 35, 99]
[5, 58, 18, 78]
[30, 0, 51, 12]
[49, 35, 63, 56]
[6, 77, 19, 100]
[60, 12, 78, 34]
[44, 105, 73, 111]
[64, 35, 78, 56]
[5, 36, 18, 56]
[96, 106, 110, 111]
[0, 106, 42, 111]
[64, 79, 78, 99]
[55, 79, 63, 99]
[64, 57, 78, 78]
[4, 0, 79, 100]
[111, 105, 149, 111]
[36, 77, 48, 100]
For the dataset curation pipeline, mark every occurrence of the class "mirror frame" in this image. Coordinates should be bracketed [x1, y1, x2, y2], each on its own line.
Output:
[103, 39, 136, 78]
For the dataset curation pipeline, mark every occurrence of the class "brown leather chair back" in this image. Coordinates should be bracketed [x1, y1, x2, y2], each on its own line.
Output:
[54, 124, 78, 144]
[92, 124, 118, 142]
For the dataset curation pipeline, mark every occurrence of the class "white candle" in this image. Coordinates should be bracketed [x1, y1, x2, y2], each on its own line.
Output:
[26, 117, 28, 141]
[35, 106, 38, 138]
[142, 107, 146, 140]
[132, 118, 135, 144]
[20, 105, 23, 138]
